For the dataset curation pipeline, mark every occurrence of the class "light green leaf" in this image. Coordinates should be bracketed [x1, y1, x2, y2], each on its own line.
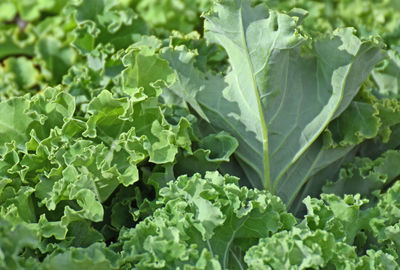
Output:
[4, 57, 38, 90]
[372, 50, 400, 97]
[0, 218, 41, 269]
[118, 172, 296, 269]
[326, 101, 381, 147]
[122, 48, 176, 97]
[42, 243, 120, 270]
[0, 97, 34, 153]
[0, 2, 16, 21]
[245, 228, 339, 269]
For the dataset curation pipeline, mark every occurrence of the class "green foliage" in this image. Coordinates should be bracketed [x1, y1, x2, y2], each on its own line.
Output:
[245, 183, 400, 269]
[1, 0, 400, 269]
[115, 172, 296, 269]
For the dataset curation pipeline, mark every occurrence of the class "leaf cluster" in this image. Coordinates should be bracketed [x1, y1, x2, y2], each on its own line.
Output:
[1, 0, 400, 269]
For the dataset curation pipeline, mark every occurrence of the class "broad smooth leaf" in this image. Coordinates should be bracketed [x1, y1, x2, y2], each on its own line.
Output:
[196, 0, 384, 203]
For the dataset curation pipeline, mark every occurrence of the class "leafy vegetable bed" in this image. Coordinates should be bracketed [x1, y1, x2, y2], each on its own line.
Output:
[1, 0, 400, 269]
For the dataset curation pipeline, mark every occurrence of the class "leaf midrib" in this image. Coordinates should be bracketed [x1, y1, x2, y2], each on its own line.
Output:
[237, 6, 272, 191]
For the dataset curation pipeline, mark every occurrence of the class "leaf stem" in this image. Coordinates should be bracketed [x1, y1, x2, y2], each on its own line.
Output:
[262, 125, 271, 191]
